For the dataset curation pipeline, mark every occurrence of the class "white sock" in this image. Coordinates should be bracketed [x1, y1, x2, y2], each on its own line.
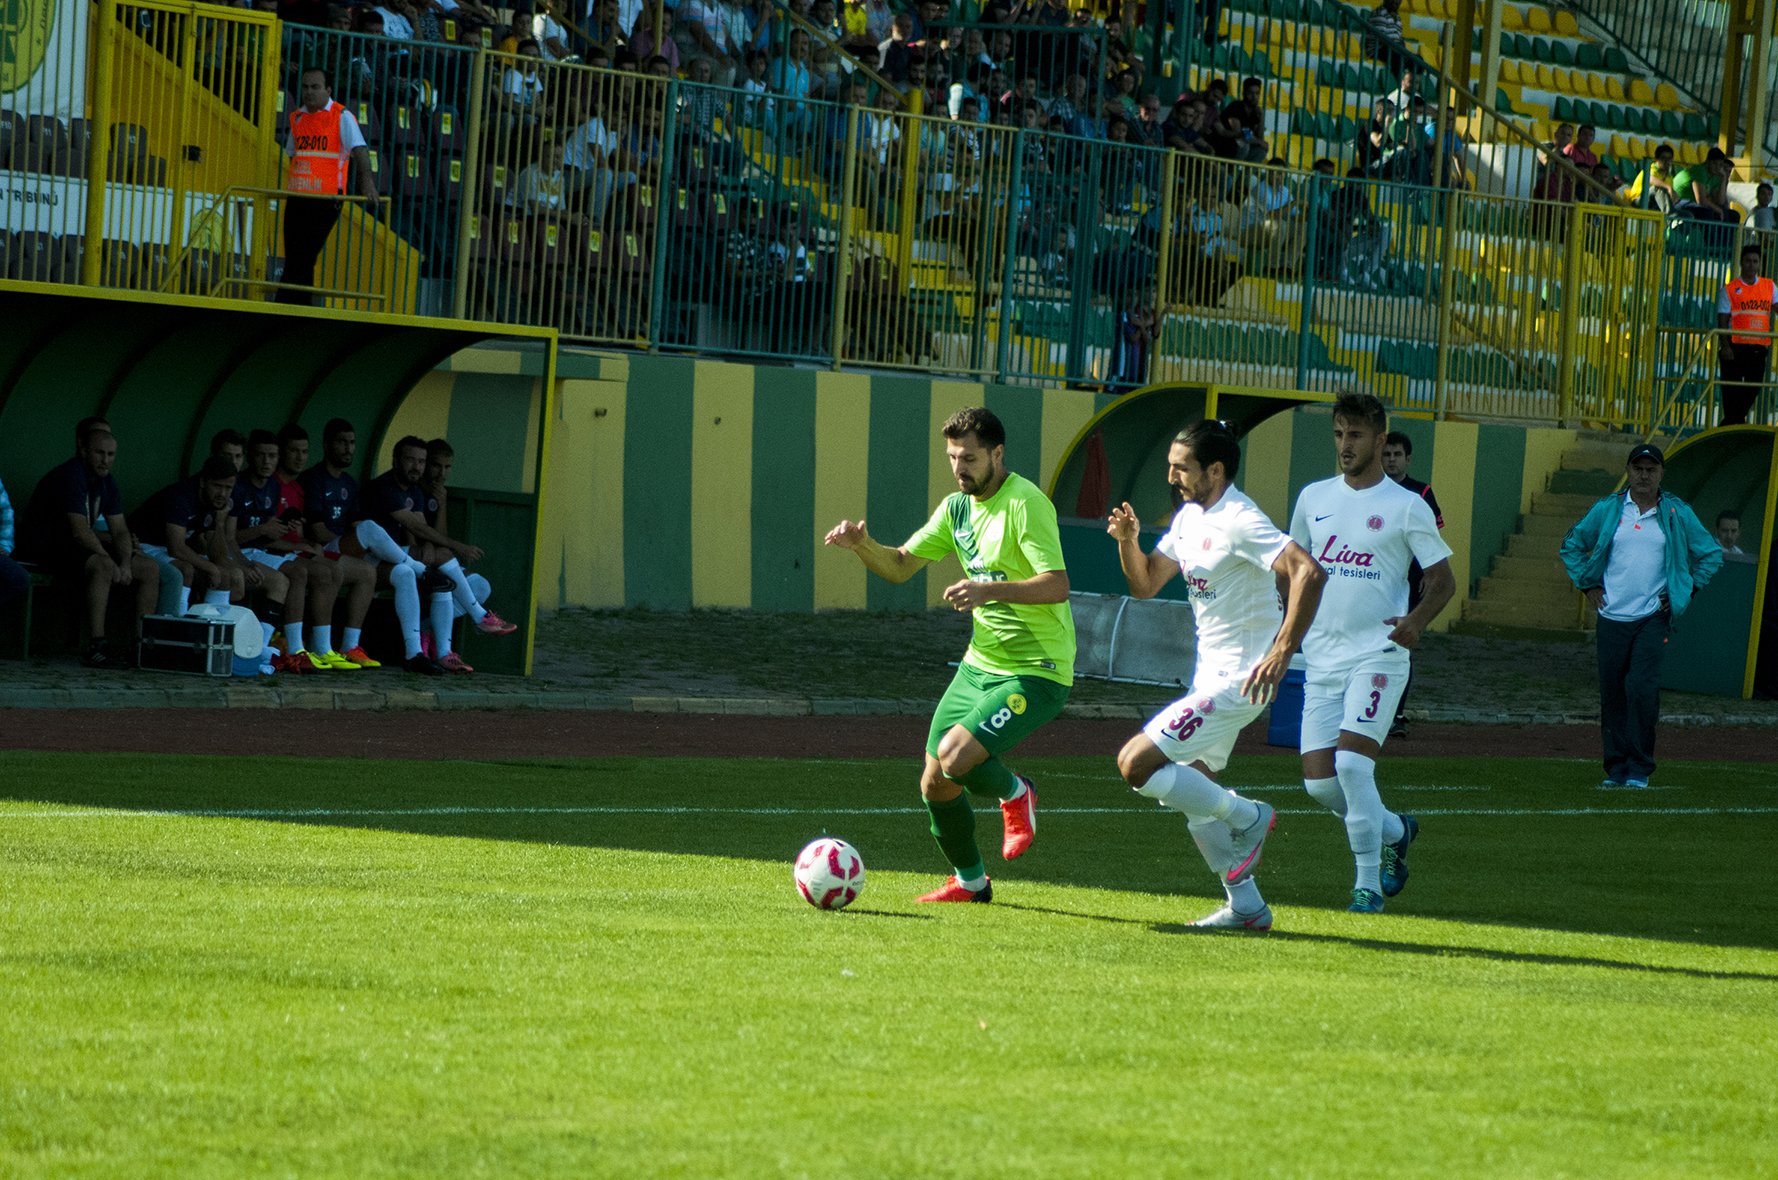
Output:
[342, 627, 361, 653]
[956, 869, 987, 891]
[430, 592, 454, 657]
[177, 586, 192, 614]
[390, 564, 422, 659]
[1226, 876, 1265, 914]
[1137, 762, 1256, 826]
[1381, 811, 1405, 845]
[1187, 815, 1235, 877]
[259, 621, 275, 647]
[1336, 749, 1385, 890]
[1304, 774, 1345, 816]
[355, 520, 415, 567]
[437, 558, 487, 622]
[452, 573, 492, 619]
[285, 622, 305, 652]
[310, 624, 330, 654]
[203, 589, 230, 607]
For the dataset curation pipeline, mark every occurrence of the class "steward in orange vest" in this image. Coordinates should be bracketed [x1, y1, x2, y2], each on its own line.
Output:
[1716, 241, 1774, 426]
[277, 66, 380, 306]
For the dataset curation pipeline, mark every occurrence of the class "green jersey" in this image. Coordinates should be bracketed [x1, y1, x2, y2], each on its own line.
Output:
[905, 471, 1076, 685]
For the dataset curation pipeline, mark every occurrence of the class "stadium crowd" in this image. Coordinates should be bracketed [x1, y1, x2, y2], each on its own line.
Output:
[0, 419, 516, 674]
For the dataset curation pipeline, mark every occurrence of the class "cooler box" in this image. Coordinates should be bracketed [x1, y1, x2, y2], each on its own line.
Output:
[1265, 656, 1308, 748]
[138, 614, 234, 676]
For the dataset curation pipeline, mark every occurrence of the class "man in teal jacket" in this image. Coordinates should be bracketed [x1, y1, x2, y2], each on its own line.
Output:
[1560, 444, 1723, 788]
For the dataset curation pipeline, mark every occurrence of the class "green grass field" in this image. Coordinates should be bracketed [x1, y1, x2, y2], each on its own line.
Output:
[4, 750, 1776, 1177]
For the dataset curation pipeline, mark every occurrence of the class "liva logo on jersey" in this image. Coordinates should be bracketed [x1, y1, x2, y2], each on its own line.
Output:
[1316, 536, 1384, 581]
[1183, 571, 1217, 601]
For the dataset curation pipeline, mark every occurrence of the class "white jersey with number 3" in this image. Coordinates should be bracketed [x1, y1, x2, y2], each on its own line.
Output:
[1290, 474, 1452, 670]
[1157, 487, 1291, 679]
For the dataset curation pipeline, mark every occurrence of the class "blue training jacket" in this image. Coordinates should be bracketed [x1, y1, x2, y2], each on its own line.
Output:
[1558, 489, 1723, 617]
[0, 476, 13, 556]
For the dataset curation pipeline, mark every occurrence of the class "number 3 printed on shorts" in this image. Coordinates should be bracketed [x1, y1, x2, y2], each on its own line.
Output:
[1359, 690, 1381, 721]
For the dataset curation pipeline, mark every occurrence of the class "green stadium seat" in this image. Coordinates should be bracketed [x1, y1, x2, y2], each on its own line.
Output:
[1576, 42, 1603, 69]
[1682, 112, 1708, 139]
[1603, 45, 1629, 73]
[1316, 60, 1337, 88]
[1550, 40, 1573, 66]
[1251, 50, 1273, 77]
[1661, 110, 1684, 138]
[1640, 109, 1662, 135]
[1497, 88, 1515, 114]
[1571, 99, 1593, 125]
[1553, 96, 1574, 122]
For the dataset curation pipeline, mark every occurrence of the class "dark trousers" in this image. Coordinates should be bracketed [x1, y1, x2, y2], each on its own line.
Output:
[0, 552, 28, 611]
[1596, 610, 1670, 781]
[1719, 343, 1769, 426]
[278, 195, 343, 306]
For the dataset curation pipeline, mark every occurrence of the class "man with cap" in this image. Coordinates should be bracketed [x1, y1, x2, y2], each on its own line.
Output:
[1559, 444, 1722, 788]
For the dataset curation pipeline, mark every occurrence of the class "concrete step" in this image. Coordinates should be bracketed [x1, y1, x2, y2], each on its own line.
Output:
[1519, 511, 1578, 536]
[1488, 554, 1572, 583]
[1449, 617, 1594, 642]
[1548, 468, 1618, 496]
[1560, 441, 1640, 473]
[1506, 532, 1564, 559]
[1461, 596, 1586, 630]
[1474, 576, 1579, 613]
[1530, 490, 1602, 519]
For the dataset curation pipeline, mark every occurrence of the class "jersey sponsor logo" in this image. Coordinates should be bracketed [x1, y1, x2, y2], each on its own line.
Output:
[1314, 513, 1334, 521]
[1317, 536, 1376, 567]
[1007, 693, 1027, 715]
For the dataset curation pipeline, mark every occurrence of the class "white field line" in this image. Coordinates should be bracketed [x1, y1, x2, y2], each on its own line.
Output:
[3, 804, 1776, 820]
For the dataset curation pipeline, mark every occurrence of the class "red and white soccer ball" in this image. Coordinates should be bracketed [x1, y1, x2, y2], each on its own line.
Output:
[793, 837, 865, 910]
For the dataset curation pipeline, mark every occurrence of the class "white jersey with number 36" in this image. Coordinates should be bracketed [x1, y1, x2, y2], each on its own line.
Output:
[1157, 487, 1291, 679]
[1290, 474, 1452, 670]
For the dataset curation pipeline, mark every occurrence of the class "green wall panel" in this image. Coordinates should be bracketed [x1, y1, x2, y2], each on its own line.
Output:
[865, 375, 937, 612]
[444, 372, 534, 493]
[750, 369, 818, 612]
[984, 382, 1045, 483]
[1469, 424, 1526, 595]
[622, 356, 696, 609]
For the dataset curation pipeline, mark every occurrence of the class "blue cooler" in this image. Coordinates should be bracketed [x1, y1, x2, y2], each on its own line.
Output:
[1266, 656, 1308, 748]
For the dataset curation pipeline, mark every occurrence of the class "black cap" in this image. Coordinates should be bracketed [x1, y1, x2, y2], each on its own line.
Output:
[1627, 443, 1664, 466]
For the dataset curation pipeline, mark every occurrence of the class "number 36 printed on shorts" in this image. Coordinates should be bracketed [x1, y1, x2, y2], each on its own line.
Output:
[1162, 697, 1216, 743]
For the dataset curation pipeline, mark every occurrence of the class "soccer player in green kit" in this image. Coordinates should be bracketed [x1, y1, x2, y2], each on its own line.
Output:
[823, 407, 1075, 903]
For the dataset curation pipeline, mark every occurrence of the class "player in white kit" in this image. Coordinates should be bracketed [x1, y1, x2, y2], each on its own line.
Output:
[1289, 394, 1454, 913]
[1108, 420, 1327, 931]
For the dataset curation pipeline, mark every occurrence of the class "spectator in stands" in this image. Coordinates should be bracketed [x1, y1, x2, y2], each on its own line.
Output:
[1132, 91, 1165, 149]
[500, 39, 553, 129]
[772, 28, 816, 131]
[1182, 169, 1242, 305]
[279, 67, 379, 307]
[1185, 0, 1221, 49]
[531, 0, 573, 59]
[1364, 0, 1409, 75]
[0, 474, 26, 617]
[516, 139, 574, 218]
[1563, 123, 1599, 173]
[821, 76, 871, 181]
[1049, 74, 1094, 138]
[627, 7, 680, 71]
[1218, 76, 1269, 164]
[1385, 64, 1419, 113]
[1674, 151, 1736, 223]
[1308, 156, 1342, 279]
[1586, 161, 1626, 203]
[1535, 122, 1573, 183]
[1240, 158, 1304, 275]
[1434, 107, 1468, 188]
[1110, 286, 1155, 392]
[862, 88, 904, 225]
[1162, 97, 1214, 156]
[1640, 143, 1679, 212]
[948, 61, 988, 120]
[1532, 123, 1578, 212]
[129, 457, 246, 621]
[878, 11, 916, 81]
[1747, 183, 1775, 231]
[563, 87, 620, 222]
[1717, 242, 1773, 426]
[373, 0, 417, 39]
[15, 429, 161, 668]
[1335, 164, 1391, 288]
[1102, 118, 1140, 212]
[678, 0, 744, 87]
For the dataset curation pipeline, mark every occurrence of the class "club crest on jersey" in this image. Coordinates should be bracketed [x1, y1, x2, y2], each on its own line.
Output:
[1198, 697, 1215, 715]
[1371, 673, 1389, 689]
[1366, 515, 1384, 531]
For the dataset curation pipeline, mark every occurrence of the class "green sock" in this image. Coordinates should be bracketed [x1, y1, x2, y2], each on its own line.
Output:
[925, 793, 984, 880]
[953, 755, 1019, 800]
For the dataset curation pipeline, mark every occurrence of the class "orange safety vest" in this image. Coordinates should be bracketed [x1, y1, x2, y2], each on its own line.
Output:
[288, 101, 351, 196]
[1725, 275, 1776, 346]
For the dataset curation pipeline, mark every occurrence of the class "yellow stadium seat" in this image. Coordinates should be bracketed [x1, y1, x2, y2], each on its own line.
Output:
[1500, 59, 1522, 84]
[1554, 10, 1579, 35]
[1588, 72, 1610, 98]
[1535, 63, 1556, 89]
[1609, 133, 1629, 157]
[1501, 5, 1524, 29]
[1526, 7, 1551, 32]
[1655, 82, 1680, 108]
[1630, 78, 1656, 105]
[1606, 76, 1626, 102]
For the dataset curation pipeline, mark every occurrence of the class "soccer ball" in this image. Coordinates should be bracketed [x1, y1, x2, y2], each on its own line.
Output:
[793, 838, 865, 910]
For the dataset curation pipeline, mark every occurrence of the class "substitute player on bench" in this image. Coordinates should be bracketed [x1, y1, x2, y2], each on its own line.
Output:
[234, 429, 352, 673]
[1289, 393, 1454, 913]
[824, 407, 1072, 904]
[1107, 419, 1326, 931]
[410, 437, 516, 671]
[341, 435, 450, 675]
[300, 418, 384, 667]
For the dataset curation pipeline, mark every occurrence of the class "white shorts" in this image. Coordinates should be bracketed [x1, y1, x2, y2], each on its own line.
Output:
[242, 548, 295, 570]
[138, 543, 173, 566]
[1300, 657, 1409, 753]
[1141, 671, 1266, 773]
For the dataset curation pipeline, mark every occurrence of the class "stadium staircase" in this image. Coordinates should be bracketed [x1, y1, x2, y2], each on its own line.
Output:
[1457, 431, 1639, 635]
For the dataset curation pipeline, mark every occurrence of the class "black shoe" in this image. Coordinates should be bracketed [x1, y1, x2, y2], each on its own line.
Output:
[1389, 720, 1409, 739]
[81, 644, 122, 669]
[404, 654, 445, 676]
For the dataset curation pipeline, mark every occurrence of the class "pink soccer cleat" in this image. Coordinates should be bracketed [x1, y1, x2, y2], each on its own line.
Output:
[476, 611, 518, 636]
[438, 651, 474, 674]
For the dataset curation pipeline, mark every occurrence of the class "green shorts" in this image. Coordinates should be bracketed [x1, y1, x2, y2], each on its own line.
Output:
[925, 662, 1071, 759]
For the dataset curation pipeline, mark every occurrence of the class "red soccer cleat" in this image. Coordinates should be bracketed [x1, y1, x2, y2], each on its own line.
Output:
[438, 651, 474, 674]
[915, 876, 993, 903]
[476, 611, 518, 636]
[1000, 776, 1038, 859]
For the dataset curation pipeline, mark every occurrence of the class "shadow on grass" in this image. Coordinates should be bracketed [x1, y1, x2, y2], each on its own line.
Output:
[999, 903, 1778, 984]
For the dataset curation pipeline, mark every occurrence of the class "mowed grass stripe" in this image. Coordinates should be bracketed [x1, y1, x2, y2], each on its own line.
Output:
[7, 804, 1778, 819]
